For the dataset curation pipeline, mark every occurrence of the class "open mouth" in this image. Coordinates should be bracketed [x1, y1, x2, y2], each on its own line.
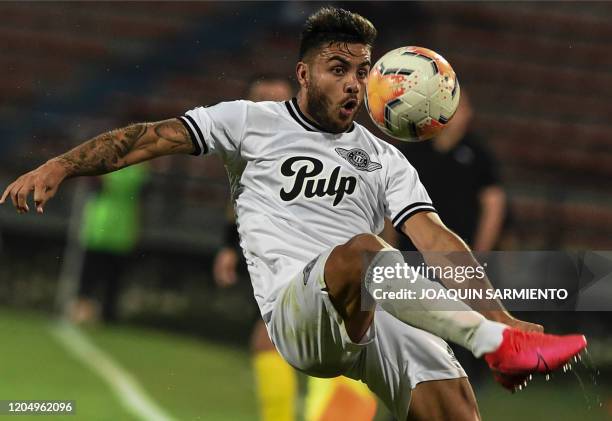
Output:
[341, 98, 358, 112]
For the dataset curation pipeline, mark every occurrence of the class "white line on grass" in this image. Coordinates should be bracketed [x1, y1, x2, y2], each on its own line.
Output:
[51, 322, 177, 421]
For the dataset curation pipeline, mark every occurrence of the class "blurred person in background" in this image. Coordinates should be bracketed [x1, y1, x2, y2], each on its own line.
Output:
[71, 164, 149, 323]
[395, 92, 506, 254]
[214, 74, 377, 421]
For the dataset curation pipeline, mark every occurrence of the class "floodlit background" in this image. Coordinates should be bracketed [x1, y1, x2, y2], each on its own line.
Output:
[0, 2, 611, 420]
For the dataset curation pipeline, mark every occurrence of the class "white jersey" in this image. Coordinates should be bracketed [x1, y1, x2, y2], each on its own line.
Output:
[179, 98, 435, 315]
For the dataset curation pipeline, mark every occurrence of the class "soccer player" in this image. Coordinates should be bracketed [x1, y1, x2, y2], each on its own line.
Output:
[1, 7, 586, 420]
[214, 74, 377, 421]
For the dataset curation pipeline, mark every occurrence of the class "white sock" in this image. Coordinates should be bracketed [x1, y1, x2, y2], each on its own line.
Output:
[471, 318, 507, 357]
[365, 248, 506, 357]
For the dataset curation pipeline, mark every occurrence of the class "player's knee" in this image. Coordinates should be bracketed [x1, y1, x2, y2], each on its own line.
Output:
[345, 233, 386, 254]
[329, 233, 385, 288]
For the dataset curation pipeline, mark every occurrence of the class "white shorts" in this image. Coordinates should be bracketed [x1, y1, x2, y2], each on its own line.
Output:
[265, 247, 467, 421]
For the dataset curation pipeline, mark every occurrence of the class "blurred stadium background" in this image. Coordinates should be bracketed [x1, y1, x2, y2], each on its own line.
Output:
[0, 2, 611, 420]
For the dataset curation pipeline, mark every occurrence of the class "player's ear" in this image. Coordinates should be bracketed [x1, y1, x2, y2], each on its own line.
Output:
[296, 61, 309, 89]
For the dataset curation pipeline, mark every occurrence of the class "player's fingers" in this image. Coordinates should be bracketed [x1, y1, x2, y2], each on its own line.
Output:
[0, 181, 17, 205]
[530, 323, 544, 333]
[15, 182, 33, 213]
[9, 187, 18, 209]
[0, 184, 13, 204]
[33, 180, 51, 213]
[35, 192, 54, 214]
[8, 181, 23, 211]
[514, 320, 544, 333]
[521, 321, 544, 333]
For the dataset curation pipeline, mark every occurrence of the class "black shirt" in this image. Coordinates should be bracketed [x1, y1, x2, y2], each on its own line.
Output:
[397, 132, 500, 250]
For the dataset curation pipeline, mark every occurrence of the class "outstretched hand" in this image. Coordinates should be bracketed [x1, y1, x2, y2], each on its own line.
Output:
[0, 160, 68, 214]
[483, 310, 544, 333]
[504, 317, 544, 333]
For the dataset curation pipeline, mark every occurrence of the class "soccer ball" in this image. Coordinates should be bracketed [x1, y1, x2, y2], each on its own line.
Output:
[365, 46, 460, 142]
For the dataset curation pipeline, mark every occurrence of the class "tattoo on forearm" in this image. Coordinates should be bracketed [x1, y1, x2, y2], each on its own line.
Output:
[53, 119, 191, 178]
[56, 123, 148, 177]
[153, 120, 191, 151]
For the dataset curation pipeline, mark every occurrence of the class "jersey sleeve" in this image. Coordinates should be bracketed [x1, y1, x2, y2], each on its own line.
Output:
[178, 100, 248, 159]
[383, 145, 437, 231]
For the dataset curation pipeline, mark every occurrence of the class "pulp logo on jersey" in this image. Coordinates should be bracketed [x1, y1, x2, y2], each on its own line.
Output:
[335, 148, 382, 172]
[280, 156, 356, 206]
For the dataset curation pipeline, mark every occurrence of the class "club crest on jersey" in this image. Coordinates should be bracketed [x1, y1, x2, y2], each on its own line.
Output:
[335, 148, 382, 172]
[280, 156, 356, 206]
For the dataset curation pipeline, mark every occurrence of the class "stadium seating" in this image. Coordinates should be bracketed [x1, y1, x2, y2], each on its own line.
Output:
[0, 2, 610, 250]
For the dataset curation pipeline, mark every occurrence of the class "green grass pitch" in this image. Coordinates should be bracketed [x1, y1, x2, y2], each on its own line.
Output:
[0, 309, 608, 421]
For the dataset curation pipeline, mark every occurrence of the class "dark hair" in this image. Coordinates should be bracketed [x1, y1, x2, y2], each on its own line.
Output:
[299, 6, 377, 60]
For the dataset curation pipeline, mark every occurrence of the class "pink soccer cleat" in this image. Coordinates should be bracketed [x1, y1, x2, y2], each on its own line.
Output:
[485, 328, 587, 392]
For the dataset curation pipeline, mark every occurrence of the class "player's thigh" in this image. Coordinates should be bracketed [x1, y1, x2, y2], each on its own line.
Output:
[407, 377, 480, 421]
[268, 248, 370, 377]
[346, 310, 469, 421]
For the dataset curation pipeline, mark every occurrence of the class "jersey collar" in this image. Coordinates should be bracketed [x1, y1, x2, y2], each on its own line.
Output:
[285, 97, 355, 134]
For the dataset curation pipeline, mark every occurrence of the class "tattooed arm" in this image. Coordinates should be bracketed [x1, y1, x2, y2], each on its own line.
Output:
[0, 119, 193, 213]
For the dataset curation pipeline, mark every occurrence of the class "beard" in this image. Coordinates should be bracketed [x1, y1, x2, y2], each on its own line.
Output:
[306, 83, 352, 134]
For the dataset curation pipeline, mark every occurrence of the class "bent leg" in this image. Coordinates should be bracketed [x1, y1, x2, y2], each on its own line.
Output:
[407, 378, 480, 421]
[328, 237, 507, 357]
[324, 233, 389, 342]
[268, 244, 377, 377]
